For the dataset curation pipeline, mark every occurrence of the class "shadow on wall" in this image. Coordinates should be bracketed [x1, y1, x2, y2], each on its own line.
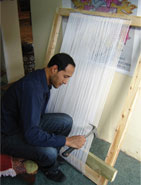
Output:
[98, 73, 131, 140]
[1, 36, 8, 86]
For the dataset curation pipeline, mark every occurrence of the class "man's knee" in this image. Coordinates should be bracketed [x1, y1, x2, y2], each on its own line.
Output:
[61, 113, 73, 136]
[63, 113, 73, 127]
[37, 147, 58, 166]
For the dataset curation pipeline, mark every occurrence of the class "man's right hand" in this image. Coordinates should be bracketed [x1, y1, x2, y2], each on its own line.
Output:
[65, 135, 86, 149]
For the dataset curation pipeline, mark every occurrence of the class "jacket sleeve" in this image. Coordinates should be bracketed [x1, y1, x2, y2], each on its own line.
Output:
[19, 81, 66, 147]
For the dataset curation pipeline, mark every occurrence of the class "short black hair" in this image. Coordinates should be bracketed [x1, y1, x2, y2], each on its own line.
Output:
[47, 53, 75, 71]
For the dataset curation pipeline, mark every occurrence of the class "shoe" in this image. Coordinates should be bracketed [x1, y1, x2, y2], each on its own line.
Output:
[57, 156, 66, 165]
[45, 169, 66, 182]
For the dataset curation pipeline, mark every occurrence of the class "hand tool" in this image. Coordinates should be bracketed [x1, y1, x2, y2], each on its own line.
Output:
[62, 124, 97, 157]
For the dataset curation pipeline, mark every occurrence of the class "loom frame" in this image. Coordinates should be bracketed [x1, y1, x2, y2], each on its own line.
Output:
[45, 8, 141, 185]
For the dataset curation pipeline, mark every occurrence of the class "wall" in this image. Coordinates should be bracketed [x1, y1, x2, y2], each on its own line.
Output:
[98, 72, 141, 161]
[1, 33, 6, 79]
[30, 0, 62, 69]
[31, 1, 141, 161]
[122, 87, 141, 160]
[1, 0, 24, 83]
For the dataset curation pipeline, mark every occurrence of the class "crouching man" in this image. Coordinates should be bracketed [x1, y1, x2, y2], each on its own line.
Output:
[1, 53, 86, 182]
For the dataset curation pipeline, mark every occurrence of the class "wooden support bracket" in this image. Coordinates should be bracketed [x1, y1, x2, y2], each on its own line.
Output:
[68, 151, 117, 183]
[86, 152, 117, 182]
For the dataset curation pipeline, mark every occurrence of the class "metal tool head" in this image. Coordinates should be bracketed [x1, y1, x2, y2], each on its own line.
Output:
[62, 123, 98, 157]
[85, 123, 98, 138]
[89, 123, 95, 130]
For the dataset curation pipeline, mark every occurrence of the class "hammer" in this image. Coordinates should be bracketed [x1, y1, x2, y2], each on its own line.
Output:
[62, 124, 97, 157]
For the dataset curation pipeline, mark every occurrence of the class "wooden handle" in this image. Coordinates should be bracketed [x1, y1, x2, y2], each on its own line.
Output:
[62, 147, 75, 157]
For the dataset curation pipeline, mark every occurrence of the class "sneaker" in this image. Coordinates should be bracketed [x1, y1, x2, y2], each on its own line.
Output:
[57, 156, 66, 165]
[45, 169, 66, 182]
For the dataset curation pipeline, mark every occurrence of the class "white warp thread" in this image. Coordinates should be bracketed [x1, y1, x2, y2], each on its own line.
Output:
[47, 13, 130, 173]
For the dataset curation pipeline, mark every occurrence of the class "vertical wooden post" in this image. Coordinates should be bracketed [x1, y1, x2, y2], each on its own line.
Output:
[44, 12, 62, 67]
[98, 54, 141, 185]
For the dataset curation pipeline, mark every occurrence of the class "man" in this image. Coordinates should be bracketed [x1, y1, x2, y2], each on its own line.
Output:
[1, 53, 86, 182]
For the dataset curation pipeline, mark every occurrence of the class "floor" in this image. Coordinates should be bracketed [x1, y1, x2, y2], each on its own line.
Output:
[1, 138, 141, 185]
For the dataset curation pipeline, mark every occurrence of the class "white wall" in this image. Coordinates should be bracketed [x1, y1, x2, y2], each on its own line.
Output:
[1, 0, 24, 83]
[121, 86, 141, 160]
[98, 72, 141, 161]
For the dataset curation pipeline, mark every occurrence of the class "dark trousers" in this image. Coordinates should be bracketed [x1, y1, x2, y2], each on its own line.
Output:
[1, 113, 73, 172]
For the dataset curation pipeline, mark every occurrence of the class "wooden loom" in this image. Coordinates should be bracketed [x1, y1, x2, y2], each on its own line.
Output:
[45, 8, 141, 185]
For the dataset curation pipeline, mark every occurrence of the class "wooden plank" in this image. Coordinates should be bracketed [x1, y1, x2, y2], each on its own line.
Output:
[85, 164, 100, 184]
[57, 8, 141, 27]
[86, 152, 117, 182]
[66, 154, 99, 183]
[98, 54, 141, 185]
[67, 152, 117, 183]
[44, 13, 62, 67]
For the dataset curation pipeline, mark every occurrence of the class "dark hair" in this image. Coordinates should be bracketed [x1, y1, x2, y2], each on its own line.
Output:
[47, 53, 75, 71]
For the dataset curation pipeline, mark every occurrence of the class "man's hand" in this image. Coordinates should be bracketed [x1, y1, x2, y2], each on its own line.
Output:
[65, 135, 86, 149]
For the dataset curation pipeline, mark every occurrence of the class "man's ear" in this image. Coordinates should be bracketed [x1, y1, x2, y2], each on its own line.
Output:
[51, 65, 58, 73]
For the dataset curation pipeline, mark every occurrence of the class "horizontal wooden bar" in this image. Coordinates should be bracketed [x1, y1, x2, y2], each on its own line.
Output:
[85, 164, 100, 184]
[66, 151, 117, 184]
[57, 8, 141, 27]
[86, 152, 118, 182]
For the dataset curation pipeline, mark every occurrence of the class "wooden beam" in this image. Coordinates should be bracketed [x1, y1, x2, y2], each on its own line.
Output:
[98, 54, 141, 185]
[67, 152, 117, 184]
[86, 152, 117, 182]
[44, 12, 62, 67]
[85, 164, 100, 184]
[57, 8, 141, 28]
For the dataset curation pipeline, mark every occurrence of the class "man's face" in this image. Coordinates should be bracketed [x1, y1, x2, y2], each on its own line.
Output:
[50, 64, 75, 88]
